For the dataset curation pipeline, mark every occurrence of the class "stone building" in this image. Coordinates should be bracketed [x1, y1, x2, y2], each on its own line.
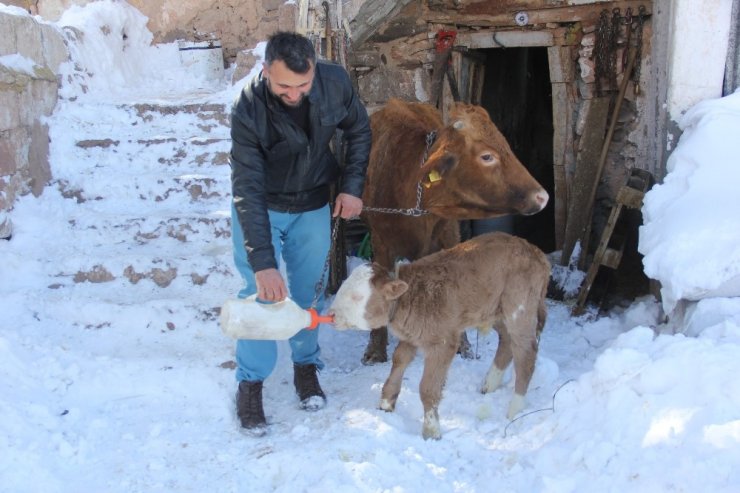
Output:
[2, 0, 739, 280]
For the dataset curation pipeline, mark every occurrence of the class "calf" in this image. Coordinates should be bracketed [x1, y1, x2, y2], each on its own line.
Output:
[329, 232, 550, 440]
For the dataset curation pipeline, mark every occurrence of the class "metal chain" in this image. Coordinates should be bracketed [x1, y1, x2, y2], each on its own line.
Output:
[311, 130, 438, 306]
[361, 130, 437, 217]
[311, 217, 341, 309]
[608, 8, 621, 91]
[594, 9, 611, 97]
[632, 5, 646, 94]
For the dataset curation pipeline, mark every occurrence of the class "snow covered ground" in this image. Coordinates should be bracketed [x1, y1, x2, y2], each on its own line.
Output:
[1, 2, 739, 492]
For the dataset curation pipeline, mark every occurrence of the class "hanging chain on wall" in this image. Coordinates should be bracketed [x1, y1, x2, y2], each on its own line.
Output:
[632, 5, 647, 94]
[594, 6, 647, 97]
[594, 9, 617, 97]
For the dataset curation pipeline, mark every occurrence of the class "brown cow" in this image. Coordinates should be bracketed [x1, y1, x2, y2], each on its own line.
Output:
[329, 232, 550, 440]
[360, 98, 549, 364]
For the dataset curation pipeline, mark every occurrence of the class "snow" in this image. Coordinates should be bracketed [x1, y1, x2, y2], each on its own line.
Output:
[1, 2, 739, 492]
[639, 90, 740, 315]
[0, 53, 40, 75]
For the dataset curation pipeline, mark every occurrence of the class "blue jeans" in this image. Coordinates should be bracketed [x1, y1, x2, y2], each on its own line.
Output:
[231, 203, 330, 382]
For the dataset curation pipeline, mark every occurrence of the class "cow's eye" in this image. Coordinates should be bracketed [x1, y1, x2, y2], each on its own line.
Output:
[480, 153, 498, 166]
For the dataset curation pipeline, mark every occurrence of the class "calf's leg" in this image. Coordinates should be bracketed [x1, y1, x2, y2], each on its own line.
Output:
[380, 340, 417, 411]
[481, 329, 513, 394]
[419, 341, 457, 440]
[507, 329, 539, 419]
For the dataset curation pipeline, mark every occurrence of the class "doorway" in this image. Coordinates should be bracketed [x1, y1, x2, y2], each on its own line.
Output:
[469, 47, 556, 253]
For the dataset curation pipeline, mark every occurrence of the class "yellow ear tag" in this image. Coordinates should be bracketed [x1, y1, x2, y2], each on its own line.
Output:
[428, 170, 442, 183]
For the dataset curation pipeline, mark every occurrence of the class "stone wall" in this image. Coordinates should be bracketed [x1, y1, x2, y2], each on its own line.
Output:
[21, 0, 297, 63]
[0, 7, 68, 237]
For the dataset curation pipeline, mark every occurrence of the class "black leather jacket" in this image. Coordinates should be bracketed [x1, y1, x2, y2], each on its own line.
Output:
[230, 61, 371, 272]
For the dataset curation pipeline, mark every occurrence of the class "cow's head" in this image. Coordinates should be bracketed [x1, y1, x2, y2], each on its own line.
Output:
[418, 103, 548, 219]
[329, 263, 407, 331]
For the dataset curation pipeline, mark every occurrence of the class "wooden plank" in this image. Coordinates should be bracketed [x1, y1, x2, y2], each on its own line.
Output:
[550, 80, 577, 250]
[425, 1, 652, 28]
[549, 45, 576, 249]
[470, 58, 485, 105]
[455, 30, 554, 48]
[547, 46, 575, 83]
[560, 96, 610, 266]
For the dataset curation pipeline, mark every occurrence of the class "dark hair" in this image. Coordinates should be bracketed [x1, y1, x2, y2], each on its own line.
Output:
[264, 31, 316, 74]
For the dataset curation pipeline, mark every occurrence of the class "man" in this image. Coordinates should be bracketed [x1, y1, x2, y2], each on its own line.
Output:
[229, 31, 371, 434]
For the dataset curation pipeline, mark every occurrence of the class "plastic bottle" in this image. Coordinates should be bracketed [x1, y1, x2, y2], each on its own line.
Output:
[220, 295, 334, 340]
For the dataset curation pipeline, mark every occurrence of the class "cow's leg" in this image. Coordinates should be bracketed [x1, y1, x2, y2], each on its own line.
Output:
[362, 327, 389, 365]
[379, 340, 417, 412]
[362, 239, 394, 365]
[457, 331, 474, 359]
[419, 341, 457, 440]
[507, 327, 539, 419]
[481, 329, 513, 394]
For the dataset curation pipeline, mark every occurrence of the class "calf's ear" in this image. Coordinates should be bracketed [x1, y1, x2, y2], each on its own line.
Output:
[382, 280, 408, 300]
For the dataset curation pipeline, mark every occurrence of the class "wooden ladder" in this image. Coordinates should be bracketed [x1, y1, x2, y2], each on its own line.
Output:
[572, 168, 654, 315]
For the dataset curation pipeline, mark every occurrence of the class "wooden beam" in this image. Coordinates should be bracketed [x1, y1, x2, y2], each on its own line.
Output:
[560, 97, 611, 266]
[425, 1, 652, 28]
[456, 30, 554, 48]
[548, 46, 576, 83]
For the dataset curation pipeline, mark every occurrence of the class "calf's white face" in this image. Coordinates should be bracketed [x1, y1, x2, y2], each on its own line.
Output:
[329, 264, 375, 330]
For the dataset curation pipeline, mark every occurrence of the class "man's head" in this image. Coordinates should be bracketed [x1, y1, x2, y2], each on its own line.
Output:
[263, 32, 316, 108]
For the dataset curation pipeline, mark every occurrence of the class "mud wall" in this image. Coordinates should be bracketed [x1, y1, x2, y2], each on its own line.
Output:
[14, 0, 297, 62]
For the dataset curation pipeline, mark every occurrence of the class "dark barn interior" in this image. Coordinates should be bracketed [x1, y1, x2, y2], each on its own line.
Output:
[472, 46, 555, 254]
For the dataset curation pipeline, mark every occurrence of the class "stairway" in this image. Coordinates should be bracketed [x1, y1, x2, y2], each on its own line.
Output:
[3, 95, 241, 335]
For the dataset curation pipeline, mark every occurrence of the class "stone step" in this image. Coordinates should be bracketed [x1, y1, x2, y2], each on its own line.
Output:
[54, 254, 235, 289]
[59, 213, 231, 244]
[52, 101, 230, 139]
[55, 170, 230, 209]
[35, 99, 238, 293]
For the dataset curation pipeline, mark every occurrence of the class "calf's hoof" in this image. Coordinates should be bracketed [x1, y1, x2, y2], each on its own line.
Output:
[379, 398, 395, 412]
[506, 393, 526, 420]
[422, 409, 441, 440]
[480, 367, 505, 394]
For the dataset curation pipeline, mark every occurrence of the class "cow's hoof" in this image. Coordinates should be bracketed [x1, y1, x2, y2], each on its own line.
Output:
[457, 334, 476, 360]
[362, 346, 388, 365]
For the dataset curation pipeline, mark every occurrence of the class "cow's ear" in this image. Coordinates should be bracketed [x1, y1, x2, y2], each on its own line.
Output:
[382, 280, 408, 300]
[435, 153, 458, 175]
[423, 152, 457, 187]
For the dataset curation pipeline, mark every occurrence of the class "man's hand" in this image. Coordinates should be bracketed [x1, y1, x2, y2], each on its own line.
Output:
[333, 193, 363, 219]
[255, 268, 288, 302]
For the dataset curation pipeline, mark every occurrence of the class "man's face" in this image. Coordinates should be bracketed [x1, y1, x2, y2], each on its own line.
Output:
[263, 59, 315, 108]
